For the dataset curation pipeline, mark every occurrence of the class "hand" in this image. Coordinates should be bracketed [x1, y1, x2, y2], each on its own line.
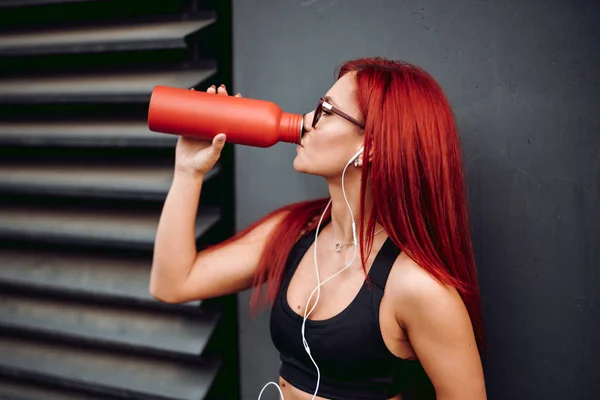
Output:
[174, 84, 242, 178]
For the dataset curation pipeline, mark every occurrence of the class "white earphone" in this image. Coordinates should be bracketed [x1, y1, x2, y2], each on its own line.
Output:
[259, 146, 365, 400]
[349, 146, 364, 162]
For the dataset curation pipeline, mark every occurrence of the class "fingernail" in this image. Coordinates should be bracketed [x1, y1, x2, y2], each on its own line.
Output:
[210, 85, 216, 89]
[220, 84, 226, 88]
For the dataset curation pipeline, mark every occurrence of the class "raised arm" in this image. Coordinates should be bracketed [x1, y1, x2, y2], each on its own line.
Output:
[149, 84, 284, 303]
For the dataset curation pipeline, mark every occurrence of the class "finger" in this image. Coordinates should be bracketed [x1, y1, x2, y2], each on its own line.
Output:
[212, 133, 227, 151]
[235, 93, 242, 98]
[217, 84, 228, 96]
[206, 85, 217, 94]
[189, 87, 195, 91]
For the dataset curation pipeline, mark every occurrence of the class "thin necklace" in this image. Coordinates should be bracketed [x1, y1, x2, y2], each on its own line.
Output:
[332, 226, 386, 252]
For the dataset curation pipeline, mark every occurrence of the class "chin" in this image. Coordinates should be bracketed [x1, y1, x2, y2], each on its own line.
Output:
[293, 157, 316, 175]
[293, 155, 331, 177]
[293, 156, 306, 173]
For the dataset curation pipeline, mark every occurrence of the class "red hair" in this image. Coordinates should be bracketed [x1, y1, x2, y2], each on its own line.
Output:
[217, 58, 484, 351]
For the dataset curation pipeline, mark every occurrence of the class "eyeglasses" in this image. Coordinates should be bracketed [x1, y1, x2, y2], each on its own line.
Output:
[312, 97, 365, 129]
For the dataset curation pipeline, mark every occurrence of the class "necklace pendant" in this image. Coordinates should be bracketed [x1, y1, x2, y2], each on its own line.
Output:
[334, 242, 343, 252]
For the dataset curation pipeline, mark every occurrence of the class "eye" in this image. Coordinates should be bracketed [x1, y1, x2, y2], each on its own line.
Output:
[322, 109, 332, 116]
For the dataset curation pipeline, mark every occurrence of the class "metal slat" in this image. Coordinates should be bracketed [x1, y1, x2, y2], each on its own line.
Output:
[0, 293, 219, 355]
[0, 69, 216, 103]
[0, 336, 220, 400]
[0, 121, 177, 147]
[0, 163, 220, 200]
[0, 206, 220, 250]
[0, 19, 215, 56]
[0, 121, 176, 147]
[0, 249, 200, 307]
[0, 377, 105, 400]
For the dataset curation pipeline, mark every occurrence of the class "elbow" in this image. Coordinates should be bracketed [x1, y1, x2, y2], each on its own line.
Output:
[149, 277, 183, 304]
[150, 288, 180, 304]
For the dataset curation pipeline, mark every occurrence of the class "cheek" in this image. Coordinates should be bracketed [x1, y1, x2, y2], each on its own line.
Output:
[298, 125, 358, 173]
[307, 127, 342, 151]
[302, 142, 350, 174]
[306, 134, 338, 164]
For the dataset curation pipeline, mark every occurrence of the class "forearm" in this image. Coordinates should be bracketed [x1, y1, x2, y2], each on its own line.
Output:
[150, 171, 204, 301]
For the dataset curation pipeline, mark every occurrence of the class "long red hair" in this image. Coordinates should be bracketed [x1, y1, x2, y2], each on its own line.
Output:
[216, 57, 484, 351]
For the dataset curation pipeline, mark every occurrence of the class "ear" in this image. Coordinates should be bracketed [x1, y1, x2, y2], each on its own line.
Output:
[367, 146, 374, 163]
[352, 146, 365, 167]
[358, 142, 374, 167]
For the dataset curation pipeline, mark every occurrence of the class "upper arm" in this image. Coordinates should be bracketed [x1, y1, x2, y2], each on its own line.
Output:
[395, 268, 486, 400]
[175, 211, 288, 303]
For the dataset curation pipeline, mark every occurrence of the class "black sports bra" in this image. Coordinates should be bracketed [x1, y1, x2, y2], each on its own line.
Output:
[270, 227, 436, 399]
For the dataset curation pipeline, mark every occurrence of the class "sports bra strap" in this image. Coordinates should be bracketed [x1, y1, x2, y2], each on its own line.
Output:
[368, 237, 401, 293]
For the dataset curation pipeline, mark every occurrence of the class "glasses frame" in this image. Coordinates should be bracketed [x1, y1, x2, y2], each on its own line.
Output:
[312, 97, 365, 129]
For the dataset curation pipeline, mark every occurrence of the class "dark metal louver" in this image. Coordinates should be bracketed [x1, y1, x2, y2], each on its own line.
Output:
[0, 0, 237, 399]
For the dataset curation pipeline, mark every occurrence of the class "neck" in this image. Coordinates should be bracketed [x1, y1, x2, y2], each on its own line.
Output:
[326, 168, 377, 244]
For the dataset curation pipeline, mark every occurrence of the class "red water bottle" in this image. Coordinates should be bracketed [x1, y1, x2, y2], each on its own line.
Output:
[147, 86, 304, 147]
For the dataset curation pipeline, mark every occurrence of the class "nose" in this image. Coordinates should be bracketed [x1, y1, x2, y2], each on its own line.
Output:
[304, 109, 315, 124]
[301, 111, 314, 141]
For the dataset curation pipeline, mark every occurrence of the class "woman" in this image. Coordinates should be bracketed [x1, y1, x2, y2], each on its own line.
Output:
[150, 57, 487, 400]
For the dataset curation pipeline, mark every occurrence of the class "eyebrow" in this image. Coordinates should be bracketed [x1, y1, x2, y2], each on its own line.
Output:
[323, 95, 339, 108]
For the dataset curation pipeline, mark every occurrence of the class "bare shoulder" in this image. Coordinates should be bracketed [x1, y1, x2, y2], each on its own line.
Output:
[386, 252, 466, 328]
[384, 252, 486, 398]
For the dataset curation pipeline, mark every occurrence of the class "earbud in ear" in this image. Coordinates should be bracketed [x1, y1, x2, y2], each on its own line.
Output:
[348, 146, 364, 164]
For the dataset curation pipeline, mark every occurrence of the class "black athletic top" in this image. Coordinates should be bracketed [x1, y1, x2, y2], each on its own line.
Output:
[270, 227, 436, 400]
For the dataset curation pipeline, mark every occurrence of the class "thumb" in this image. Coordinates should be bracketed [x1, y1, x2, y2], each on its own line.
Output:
[212, 134, 227, 152]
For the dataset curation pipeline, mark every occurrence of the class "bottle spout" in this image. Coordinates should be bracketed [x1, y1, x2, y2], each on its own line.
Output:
[279, 113, 304, 144]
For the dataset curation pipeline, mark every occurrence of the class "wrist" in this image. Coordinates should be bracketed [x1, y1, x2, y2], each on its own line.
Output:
[173, 167, 205, 183]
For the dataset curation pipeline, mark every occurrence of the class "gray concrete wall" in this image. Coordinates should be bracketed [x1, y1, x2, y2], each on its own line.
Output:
[232, 1, 599, 399]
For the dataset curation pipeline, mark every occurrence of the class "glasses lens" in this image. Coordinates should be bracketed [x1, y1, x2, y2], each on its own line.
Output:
[312, 98, 323, 128]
